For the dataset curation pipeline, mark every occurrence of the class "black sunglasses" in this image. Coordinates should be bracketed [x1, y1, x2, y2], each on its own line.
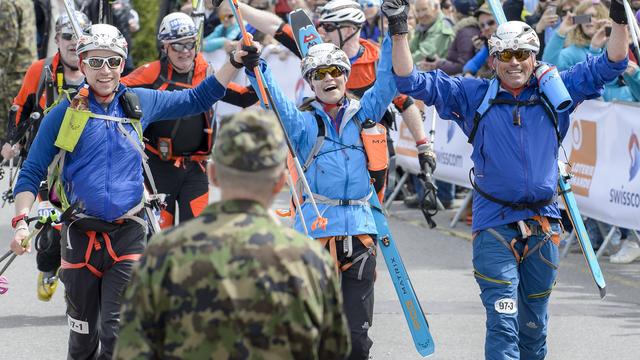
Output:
[170, 42, 197, 52]
[60, 33, 75, 41]
[320, 23, 340, 32]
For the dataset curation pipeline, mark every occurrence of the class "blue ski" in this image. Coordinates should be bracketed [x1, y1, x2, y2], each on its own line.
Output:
[288, 9, 322, 57]
[558, 162, 606, 298]
[370, 186, 435, 357]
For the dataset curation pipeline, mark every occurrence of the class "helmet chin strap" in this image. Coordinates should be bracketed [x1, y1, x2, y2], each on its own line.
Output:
[337, 24, 360, 49]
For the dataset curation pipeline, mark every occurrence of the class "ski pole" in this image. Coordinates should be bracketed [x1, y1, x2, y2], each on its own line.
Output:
[192, 0, 206, 53]
[623, 0, 640, 62]
[286, 172, 309, 236]
[226, 0, 328, 231]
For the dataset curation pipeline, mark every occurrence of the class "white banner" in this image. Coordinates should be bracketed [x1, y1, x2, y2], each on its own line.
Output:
[391, 100, 640, 231]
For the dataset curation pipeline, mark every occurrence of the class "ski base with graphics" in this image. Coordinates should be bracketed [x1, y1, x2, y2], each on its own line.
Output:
[369, 187, 436, 356]
[288, 9, 322, 57]
[558, 162, 607, 298]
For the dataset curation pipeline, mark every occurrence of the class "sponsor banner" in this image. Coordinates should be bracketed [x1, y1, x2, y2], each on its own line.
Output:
[391, 101, 640, 231]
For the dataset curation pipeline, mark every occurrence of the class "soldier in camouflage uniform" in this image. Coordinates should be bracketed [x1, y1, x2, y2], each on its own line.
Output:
[0, 0, 37, 140]
[114, 110, 351, 360]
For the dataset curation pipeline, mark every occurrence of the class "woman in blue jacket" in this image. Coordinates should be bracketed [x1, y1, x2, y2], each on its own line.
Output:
[9, 24, 239, 359]
[382, 0, 629, 358]
[237, 35, 397, 360]
[543, 0, 640, 101]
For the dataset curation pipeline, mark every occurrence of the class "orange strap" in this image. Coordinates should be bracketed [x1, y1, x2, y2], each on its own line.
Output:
[60, 231, 142, 278]
[317, 235, 376, 273]
[318, 236, 340, 274]
[532, 216, 561, 246]
[145, 143, 209, 164]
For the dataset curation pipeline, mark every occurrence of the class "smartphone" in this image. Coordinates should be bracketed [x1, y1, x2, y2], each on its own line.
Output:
[546, 5, 557, 15]
[572, 14, 592, 25]
[605, 26, 612, 37]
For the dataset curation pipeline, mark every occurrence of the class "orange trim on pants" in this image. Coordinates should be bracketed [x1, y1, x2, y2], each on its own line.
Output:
[190, 192, 209, 217]
[159, 210, 174, 229]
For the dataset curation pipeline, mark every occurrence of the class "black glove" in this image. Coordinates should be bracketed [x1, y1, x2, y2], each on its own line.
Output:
[240, 44, 261, 70]
[609, 0, 628, 25]
[417, 143, 436, 174]
[381, 0, 410, 36]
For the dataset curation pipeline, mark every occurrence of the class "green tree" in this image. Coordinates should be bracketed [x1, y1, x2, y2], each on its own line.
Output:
[131, 0, 160, 66]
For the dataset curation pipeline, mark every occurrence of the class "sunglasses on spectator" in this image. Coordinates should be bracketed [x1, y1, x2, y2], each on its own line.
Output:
[170, 42, 196, 52]
[496, 50, 532, 62]
[311, 66, 344, 81]
[60, 33, 76, 41]
[82, 56, 123, 70]
[480, 19, 496, 29]
[361, 2, 377, 8]
[220, 14, 234, 21]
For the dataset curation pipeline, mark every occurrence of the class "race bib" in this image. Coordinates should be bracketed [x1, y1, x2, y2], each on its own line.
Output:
[68, 315, 89, 334]
[494, 298, 517, 314]
[37, 200, 60, 219]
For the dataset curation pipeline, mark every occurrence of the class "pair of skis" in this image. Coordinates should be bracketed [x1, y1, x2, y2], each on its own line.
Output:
[287, 10, 435, 356]
[486, 0, 606, 298]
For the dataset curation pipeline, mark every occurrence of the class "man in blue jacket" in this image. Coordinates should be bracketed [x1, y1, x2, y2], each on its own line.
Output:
[236, 34, 397, 360]
[381, 0, 629, 359]
[9, 24, 239, 359]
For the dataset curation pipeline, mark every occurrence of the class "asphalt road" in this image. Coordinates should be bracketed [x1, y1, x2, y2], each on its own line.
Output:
[0, 184, 639, 359]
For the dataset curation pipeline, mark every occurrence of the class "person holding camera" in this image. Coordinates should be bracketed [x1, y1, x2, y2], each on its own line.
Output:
[543, 0, 640, 101]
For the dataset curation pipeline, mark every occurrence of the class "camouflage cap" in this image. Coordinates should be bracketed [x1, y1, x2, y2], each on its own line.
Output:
[213, 110, 287, 171]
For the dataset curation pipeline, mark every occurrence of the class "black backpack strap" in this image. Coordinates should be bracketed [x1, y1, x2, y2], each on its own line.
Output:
[468, 78, 500, 144]
[301, 113, 326, 172]
[151, 59, 170, 89]
[538, 92, 562, 145]
[469, 168, 555, 211]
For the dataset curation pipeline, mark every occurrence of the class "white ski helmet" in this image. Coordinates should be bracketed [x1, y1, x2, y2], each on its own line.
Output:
[158, 12, 198, 43]
[319, 0, 366, 26]
[301, 43, 351, 81]
[55, 11, 91, 35]
[76, 24, 128, 59]
[488, 21, 540, 56]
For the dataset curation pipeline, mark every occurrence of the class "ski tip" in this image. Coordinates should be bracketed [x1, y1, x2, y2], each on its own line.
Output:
[416, 343, 435, 357]
[598, 285, 606, 300]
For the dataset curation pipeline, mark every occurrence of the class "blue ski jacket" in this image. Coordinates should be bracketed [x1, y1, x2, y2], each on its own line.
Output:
[247, 35, 398, 238]
[394, 51, 627, 232]
[14, 76, 226, 222]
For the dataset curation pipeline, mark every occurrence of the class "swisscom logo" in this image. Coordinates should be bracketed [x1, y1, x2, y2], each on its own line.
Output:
[629, 131, 640, 182]
[609, 130, 640, 208]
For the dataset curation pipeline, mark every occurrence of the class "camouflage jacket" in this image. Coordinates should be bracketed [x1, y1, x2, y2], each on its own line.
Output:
[114, 199, 351, 360]
[0, 0, 37, 76]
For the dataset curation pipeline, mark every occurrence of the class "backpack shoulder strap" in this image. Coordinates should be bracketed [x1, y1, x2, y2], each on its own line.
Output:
[151, 59, 170, 89]
[301, 113, 326, 172]
[538, 92, 562, 145]
[468, 78, 500, 144]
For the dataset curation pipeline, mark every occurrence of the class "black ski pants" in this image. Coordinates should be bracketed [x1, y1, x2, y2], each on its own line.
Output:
[59, 217, 145, 360]
[331, 235, 377, 360]
[146, 154, 209, 229]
